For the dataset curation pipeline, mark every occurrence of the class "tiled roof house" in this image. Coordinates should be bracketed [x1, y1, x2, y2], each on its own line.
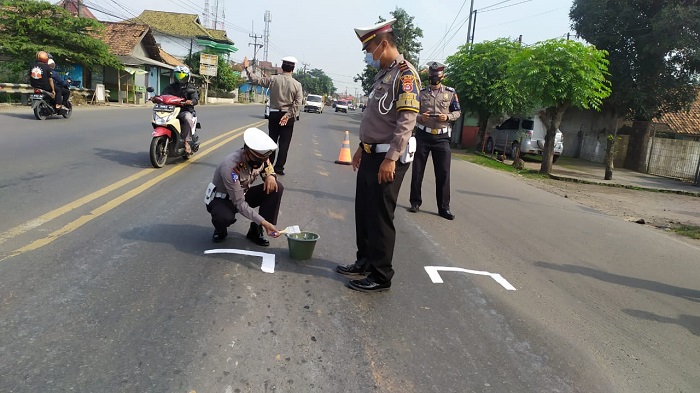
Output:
[128, 11, 237, 60]
[657, 90, 700, 141]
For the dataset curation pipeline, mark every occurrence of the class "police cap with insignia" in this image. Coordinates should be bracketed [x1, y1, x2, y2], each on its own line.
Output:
[244, 128, 278, 157]
[354, 18, 396, 50]
[428, 61, 445, 77]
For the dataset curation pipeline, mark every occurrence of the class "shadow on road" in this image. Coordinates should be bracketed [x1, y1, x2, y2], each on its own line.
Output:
[285, 186, 355, 203]
[94, 147, 153, 168]
[535, 261, 700, 302]
[0, 111, 53, 120]
[622, 308, 700, 336]
[121, 223, 344, 282]
[456, 189, 520, 201]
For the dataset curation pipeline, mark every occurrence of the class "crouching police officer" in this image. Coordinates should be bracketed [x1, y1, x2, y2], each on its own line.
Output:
[205, 128, 282, 246]
[408, 61, 461, 220]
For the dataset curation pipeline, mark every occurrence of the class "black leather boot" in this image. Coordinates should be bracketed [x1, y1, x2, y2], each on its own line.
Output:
[246, 222, 269, 246]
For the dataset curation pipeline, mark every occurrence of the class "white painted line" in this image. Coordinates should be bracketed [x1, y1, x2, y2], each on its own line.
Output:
[205, 249, 276, 273]
[424, 266, 516, 291]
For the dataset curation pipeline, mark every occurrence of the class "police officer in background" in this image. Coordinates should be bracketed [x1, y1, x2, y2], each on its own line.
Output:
[408, 62, 461, 220]
[242, 56, 303, 176]
[205, 128, 282, 246]
[335, 19, 421, 293]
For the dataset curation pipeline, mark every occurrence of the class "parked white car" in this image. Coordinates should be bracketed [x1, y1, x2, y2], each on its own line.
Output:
[485, 116, 564, 162]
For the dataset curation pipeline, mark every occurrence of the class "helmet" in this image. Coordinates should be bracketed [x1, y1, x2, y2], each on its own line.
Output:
[47, 59, 55, 69]
[36, 51, 49, 63]
[173, 65, 191, 83]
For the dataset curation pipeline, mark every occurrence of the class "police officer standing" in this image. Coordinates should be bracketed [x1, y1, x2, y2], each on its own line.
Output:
[408, 62, 461, 220]
[242, 56, 303, 176]
[205, 128, 282, 246]
[335, 19, 421, 293]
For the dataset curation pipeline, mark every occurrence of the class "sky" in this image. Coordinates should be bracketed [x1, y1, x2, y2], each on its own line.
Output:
[84, 0, 575, 94]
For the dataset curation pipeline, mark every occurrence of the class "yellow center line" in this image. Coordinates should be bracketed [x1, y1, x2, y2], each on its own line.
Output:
[0, 120, 266, 262]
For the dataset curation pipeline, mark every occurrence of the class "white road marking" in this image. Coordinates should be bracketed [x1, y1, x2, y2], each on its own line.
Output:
[204, 249, 276, 273]
[424, 266, 516, 291]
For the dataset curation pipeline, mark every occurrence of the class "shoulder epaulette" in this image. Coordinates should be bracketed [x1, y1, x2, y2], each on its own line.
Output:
[445, 86, 456, 92]
[398, 60, 409, 71]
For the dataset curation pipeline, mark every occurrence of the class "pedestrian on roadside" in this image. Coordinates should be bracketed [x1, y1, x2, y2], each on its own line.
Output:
[335, 18, 421, 293]
[205, 128, 282, 246]
[242, 56, 303, 176]
[408, 61, 461, 220]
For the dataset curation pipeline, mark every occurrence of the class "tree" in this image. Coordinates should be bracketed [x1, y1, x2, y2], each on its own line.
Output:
[508, 39, 611, 174]
[0, 0, 120, 75]
[446, 39, 526, 150]
[294, 68, 335, 96]
[354, 7, 424, 95]
[570, 0, 700, 171]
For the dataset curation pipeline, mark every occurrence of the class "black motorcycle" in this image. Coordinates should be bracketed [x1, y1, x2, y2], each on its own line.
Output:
[30, 88, 72, 120]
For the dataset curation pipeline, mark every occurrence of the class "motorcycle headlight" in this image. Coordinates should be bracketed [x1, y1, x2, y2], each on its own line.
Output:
[154, 112, 175, 125]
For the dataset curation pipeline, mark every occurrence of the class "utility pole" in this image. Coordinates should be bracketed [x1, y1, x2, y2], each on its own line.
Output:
[302, 62, 309, 74]
[466, 0, 475, 44]
[263, 11, 271, 62]
[77, 0, 83, 17]
[249, 26, 263, 70]
[470, 10, 478, 44]
[518, 34, 523, 44]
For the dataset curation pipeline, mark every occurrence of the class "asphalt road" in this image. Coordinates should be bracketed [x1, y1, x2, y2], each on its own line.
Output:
[0, 103, 698, 392]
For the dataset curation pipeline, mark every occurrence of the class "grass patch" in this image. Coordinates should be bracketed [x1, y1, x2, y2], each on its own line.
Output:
[452, 150, 548, 179]
[672, 225, 700, 239]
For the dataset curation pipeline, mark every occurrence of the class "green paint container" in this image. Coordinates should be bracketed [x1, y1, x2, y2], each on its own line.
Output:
[286, 232, 320, 260]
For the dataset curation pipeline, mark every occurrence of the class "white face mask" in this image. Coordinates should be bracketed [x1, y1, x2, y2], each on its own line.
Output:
[363, 43, 383, 68]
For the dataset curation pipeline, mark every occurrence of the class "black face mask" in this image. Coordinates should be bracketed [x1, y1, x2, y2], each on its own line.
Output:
[429, 76, 442, 85]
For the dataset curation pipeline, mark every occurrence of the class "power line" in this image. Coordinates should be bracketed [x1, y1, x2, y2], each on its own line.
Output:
[480, 0, 533, 13]
[423, 0, 469, 62]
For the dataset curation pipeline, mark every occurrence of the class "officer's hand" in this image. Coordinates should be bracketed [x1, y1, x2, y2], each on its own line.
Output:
[184, 100, 192, 105]
[263, 175, 278, 194]
[438, 114, 448, 122]
[262, 221, 280, 238]
[352, 147, 362, 171]
[243, 57, 249, 68]
[378, 159, 396, 184]
[279, 114, 290, 126]
[421, 111, 431, 122]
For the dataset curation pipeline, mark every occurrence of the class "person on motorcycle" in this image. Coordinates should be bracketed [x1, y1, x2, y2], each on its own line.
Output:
[29, 51, 56, 108]
[47, 59, 70, 114]
[161, 65, 198, 154]
[205, 128, 283, 246]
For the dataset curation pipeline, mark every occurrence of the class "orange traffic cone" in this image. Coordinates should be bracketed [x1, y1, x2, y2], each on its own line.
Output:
[335, 131, 353, 165]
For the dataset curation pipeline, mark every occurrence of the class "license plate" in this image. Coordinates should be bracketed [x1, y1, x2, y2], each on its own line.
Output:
[31, 94, 44, 100]
[154, 104, 174, 112]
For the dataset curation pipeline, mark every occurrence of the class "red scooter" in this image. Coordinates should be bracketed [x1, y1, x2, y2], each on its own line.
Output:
[146, 86, 201, 168]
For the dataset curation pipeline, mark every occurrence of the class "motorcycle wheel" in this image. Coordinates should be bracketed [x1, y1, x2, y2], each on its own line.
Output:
[149, 136, 168, 168]
[33, 105, 47, 120]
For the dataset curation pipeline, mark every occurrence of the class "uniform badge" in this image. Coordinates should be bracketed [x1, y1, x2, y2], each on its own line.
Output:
[231, 172, 239, 183]
[401, 75, 415, 92]
[382, 74, 391, 84]
[444, 93, 449, 100]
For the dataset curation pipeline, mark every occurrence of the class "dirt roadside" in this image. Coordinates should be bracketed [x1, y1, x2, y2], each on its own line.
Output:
[518, 175, 700, 245]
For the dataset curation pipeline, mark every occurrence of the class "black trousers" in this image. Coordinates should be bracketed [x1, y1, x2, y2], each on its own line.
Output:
[54, 86, 70, 106]
[268, 111, 295, 172]
[409, 130, 452, 212]
[355, 152, 410, 284]
[207, 181, 284, 233]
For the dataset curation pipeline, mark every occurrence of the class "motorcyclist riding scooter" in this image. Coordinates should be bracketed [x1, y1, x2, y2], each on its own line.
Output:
[29, 51, 70, 120]
[147, 65, 201, 168]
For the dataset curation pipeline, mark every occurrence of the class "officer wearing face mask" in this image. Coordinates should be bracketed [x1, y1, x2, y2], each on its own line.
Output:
[408, 61, 461, 220]
[334, 18, 420, 293]
[205, 128, 283, 246]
